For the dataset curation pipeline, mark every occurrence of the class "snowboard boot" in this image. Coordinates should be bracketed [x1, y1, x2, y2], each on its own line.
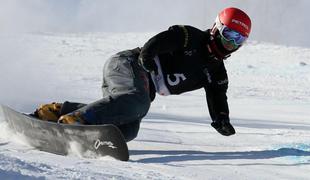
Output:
[58, 111, 85, 124]
[32, 102, 63, 121]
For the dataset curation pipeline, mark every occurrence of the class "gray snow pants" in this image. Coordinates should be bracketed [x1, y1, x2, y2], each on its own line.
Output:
[60, 48, 151, 142]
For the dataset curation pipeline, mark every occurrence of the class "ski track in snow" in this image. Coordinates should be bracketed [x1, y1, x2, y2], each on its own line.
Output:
[0, 33, 310, 179]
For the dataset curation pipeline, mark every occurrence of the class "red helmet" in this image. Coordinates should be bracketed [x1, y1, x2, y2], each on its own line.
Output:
[216, 7, 251, 37]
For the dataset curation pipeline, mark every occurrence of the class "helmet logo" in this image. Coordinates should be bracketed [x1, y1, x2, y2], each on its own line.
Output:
[232, 19, 249, 30]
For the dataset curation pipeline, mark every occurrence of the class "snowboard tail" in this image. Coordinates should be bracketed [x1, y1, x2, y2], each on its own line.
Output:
[0, 105, 129, 161]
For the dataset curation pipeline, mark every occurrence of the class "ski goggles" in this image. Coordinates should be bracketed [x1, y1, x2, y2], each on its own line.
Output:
[219, 26, 247, 45]
[221, 26, 247, 45]
[216, 21, 248, 46]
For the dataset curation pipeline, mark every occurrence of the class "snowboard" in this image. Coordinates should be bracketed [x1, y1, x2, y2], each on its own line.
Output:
[0, 105, 129, 161]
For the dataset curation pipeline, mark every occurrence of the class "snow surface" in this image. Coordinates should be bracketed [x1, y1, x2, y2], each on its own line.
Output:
[0, 32, 310, 180]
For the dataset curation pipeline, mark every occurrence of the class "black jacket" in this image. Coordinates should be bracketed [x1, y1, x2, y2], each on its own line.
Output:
[140, 25, 230, 122]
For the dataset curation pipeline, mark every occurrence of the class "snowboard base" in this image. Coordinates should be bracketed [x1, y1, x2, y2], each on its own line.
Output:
[0, 105, 129, 161]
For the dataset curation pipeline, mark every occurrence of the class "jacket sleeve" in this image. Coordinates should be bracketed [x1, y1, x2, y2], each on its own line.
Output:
[139, 25, 189, 62]
[204, 63, 230, 122]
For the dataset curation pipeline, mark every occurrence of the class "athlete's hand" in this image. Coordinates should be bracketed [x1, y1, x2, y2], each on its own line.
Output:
[211, 119, 235, 136]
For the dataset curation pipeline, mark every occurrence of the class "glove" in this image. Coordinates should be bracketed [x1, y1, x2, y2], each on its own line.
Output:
[138, 55, 158, 74]
[58, 112, 85, 124]
[33, 102, 62, 121]
[211, 119, 235, 136]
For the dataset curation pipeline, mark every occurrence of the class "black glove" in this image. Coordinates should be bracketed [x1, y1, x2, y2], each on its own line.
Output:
[211, 119, 235, 136]
[138, 55, 158, 74]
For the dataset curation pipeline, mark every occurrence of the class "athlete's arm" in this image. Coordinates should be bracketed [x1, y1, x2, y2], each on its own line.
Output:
[138, 25, 187, 72]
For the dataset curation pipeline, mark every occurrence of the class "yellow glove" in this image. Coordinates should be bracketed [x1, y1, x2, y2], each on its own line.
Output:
[35, 102, 62, 121]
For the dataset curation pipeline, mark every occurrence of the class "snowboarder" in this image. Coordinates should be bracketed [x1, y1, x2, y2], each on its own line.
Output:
[32, 7, 252, 142]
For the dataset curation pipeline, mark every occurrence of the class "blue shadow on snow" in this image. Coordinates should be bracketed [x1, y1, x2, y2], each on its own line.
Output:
[130, 148, 310, 164]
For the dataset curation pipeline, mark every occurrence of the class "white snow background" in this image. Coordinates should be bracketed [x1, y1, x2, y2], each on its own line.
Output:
[0, 1, 310, 179]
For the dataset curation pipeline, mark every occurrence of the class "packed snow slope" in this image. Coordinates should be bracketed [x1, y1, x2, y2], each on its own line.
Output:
[0, 32, 309, 180]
